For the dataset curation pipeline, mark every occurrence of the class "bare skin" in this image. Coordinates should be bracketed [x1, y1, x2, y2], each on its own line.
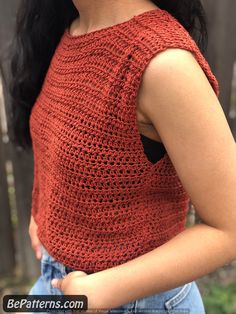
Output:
[136, 105, 163, 142]
[29, 0, 236, 312]
[28, 215, 42, 260]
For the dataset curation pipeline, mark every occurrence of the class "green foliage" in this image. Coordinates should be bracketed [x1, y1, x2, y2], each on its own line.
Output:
[203, 281, 236, 314]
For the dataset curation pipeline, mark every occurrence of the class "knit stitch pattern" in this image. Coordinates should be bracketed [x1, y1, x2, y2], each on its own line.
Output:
[29, 8, 219, 272]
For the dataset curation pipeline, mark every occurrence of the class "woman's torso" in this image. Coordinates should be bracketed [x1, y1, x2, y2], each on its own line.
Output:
[29, 6, 218, 272]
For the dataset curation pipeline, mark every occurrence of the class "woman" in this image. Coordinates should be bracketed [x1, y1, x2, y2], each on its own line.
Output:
[8, 0, 236, 313]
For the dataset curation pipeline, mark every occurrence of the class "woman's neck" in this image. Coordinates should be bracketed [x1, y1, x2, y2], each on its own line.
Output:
[71, 0, 158, 34]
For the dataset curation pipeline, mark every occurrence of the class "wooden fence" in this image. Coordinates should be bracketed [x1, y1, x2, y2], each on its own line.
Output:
[0, 0, 236, 282]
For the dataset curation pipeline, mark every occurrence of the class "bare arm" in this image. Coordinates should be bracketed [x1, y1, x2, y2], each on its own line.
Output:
[53, 49, 236, 310]
[29, 215, 42, 259]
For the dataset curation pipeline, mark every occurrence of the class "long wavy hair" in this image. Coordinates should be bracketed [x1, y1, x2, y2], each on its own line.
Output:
[7, 0, 208, 150]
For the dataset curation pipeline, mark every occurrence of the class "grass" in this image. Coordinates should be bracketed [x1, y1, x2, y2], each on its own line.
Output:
[202, 280, 236, 314]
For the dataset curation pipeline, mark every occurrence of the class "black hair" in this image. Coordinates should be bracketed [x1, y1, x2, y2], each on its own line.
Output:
[6, 0, 207, 150]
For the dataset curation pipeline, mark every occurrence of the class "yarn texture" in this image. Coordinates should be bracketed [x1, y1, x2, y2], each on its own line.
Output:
[30, 8, 219, 272]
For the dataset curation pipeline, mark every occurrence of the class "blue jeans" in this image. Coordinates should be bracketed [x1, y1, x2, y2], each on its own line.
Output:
[28, 245, 206, 313]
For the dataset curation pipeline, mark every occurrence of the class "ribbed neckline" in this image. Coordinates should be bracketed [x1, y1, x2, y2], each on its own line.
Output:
[65, 7, 161, 42]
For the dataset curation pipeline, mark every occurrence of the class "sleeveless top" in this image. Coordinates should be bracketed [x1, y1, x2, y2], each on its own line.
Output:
[29, 7, 219, 272]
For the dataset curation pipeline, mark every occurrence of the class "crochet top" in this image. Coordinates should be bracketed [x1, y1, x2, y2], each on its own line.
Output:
[29, 7, 219, 272]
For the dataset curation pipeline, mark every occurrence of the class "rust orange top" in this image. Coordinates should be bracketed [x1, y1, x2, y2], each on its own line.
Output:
[29, 8, 219, 272]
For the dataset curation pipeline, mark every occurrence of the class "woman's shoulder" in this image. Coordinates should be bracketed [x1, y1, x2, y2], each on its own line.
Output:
[133, 9, 219, 97]
[67, 16, 80, 36]
[135, 8, 194, 45]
